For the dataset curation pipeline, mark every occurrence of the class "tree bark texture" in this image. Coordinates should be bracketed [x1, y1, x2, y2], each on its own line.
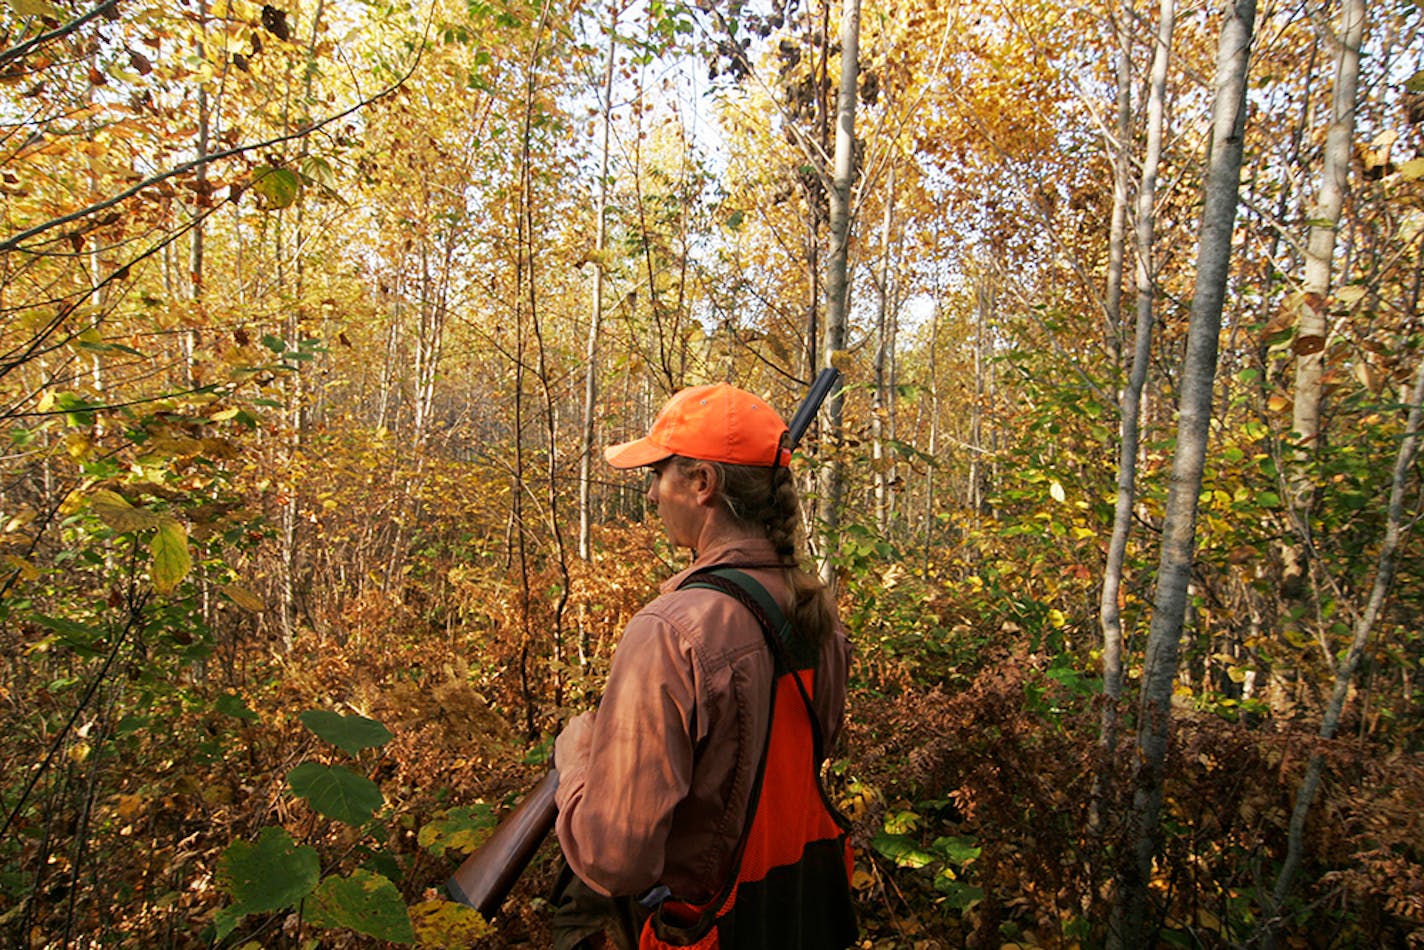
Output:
[1109, 0, 1256, 943]
[1283, 0, 1366, 591]
[817, 0, 861, 587]
[1096, 0, 1175, 831]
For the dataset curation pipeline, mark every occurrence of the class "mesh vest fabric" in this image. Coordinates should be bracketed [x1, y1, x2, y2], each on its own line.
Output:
[638, 570, 857, 950]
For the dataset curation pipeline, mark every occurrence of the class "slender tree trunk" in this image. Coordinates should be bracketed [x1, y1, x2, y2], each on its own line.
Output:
[1095, 0, 1175, 830]
[1103, 9, 1133, 373]
[922, 301, 941, 575]
[1267, 354, 1424, 942]
[1108, 0, 1256, 942]
[1282, 0, 1366, 595]
[578, 1, 623, 567]
[872, 165, 896, 536]
[817, 0, 861, 587]
[969, 275, 992, 514]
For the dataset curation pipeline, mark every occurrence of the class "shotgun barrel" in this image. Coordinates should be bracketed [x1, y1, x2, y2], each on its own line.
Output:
[446, 768, 559, 918]
[786, 367, 841, 450]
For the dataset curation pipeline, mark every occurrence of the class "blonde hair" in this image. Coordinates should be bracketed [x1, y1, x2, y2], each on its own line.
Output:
[675, 456, 834, 646]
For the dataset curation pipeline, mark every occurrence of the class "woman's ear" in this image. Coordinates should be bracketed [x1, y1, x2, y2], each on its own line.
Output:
[688, 462, 718, 506]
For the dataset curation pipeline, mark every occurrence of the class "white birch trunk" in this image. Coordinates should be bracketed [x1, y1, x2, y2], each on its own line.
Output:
[1283, 0, 1366, 589]
[1099, 0, 1175, 768]
[817, 0, 861, 587]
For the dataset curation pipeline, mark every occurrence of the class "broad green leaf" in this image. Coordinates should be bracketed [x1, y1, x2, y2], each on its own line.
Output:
[409, 899, 493, 948]
[149, 517, 191, 595]
[288, 762, 384, 825]
[215, 693, 259, 722]
[1406, 68, 1424, 94]
[35, 614, 104, 655]
[251, 166, 302, 210]
[418, 804, 497, 857]
[934, 873, 984, 908]
[299, 709, 394, 756]
[307, 870, 414, 944]
[931, 835, 982, 865]
[90, 489, 162, 533]
[870, 832, 934, 869]
[215, 826, 320, 939]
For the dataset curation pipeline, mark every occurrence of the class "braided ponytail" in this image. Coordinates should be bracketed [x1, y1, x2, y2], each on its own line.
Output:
[675, 456, 835, 646]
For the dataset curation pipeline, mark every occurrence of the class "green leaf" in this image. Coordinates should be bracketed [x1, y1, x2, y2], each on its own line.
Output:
[931, 835, 982, 865]
[35, 614, 104, 656]
[251, 166, 302, 210]
[288, 762, 384, 825]
[299, 709, 394, 756]
[881, 809, 921, 835]
[1406, 68, 1424, 95]
[870, 832, 934, 869]
[934, 874, 984, 908]
[215, 693, 259, 722]
[90, 489, 162, 533]
[149, 517, 191, 595]
[307, 870, 414, 943]
[300, 155, 339, 192]
[418, 804, 497, 857]
[215, 826, 320, 939]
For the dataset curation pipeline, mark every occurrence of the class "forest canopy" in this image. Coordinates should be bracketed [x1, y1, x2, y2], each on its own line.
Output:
[1, 0, 1422, 946]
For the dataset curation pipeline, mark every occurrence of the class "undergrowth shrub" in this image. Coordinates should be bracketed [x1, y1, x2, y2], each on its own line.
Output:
[844, 640, 1424, 949]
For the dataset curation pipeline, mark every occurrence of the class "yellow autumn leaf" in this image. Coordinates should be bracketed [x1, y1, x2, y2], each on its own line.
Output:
[4, 554, 40, 580]
[150, 517, 191, 595]
[6, 0, 63, 18]
[408, 900, 492, 948]
[90, 490, 163, 533]
[221, 583, 265, 612]
[1400, 157, 1424, 181]
[1049, 480, 1066, 503]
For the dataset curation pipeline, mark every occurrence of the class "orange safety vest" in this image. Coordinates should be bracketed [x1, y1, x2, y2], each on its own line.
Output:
[640, 569, 858, 950]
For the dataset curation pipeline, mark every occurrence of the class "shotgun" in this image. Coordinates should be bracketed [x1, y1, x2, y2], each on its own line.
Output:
[444, 368, 842, 917]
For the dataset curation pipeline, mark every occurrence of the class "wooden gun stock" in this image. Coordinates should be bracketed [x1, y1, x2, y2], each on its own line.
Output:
[446, 768, 559, 918]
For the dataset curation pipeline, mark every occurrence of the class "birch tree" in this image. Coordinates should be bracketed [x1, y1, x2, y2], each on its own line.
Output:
[1282, 0, 1367, 594]
[817, 0, 862, 586]
[1097, 0, 1175, 813]
[1108, 0, 1256, 941]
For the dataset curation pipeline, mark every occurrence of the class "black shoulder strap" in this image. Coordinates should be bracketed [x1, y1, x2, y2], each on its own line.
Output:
[680, 567, 816, 671]
[678, 567, 824, 759]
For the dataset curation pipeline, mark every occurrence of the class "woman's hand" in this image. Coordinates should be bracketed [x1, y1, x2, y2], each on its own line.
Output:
[554, 711, 595, 771]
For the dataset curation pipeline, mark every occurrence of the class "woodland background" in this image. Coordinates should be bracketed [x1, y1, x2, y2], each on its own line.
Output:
[1, 0, 1422, 946]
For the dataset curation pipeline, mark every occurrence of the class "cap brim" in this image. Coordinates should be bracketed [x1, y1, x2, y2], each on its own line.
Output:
[603, 437, 674, 469]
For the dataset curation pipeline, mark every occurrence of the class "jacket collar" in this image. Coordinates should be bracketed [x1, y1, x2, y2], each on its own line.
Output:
[661, 537, 781, 593]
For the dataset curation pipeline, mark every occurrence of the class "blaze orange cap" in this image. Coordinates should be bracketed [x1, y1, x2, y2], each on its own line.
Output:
[604, 383, 791, 469]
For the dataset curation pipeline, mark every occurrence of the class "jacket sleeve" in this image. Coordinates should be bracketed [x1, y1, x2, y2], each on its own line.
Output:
[817, 623, 852, 753]
[554, 608, 699, 897]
